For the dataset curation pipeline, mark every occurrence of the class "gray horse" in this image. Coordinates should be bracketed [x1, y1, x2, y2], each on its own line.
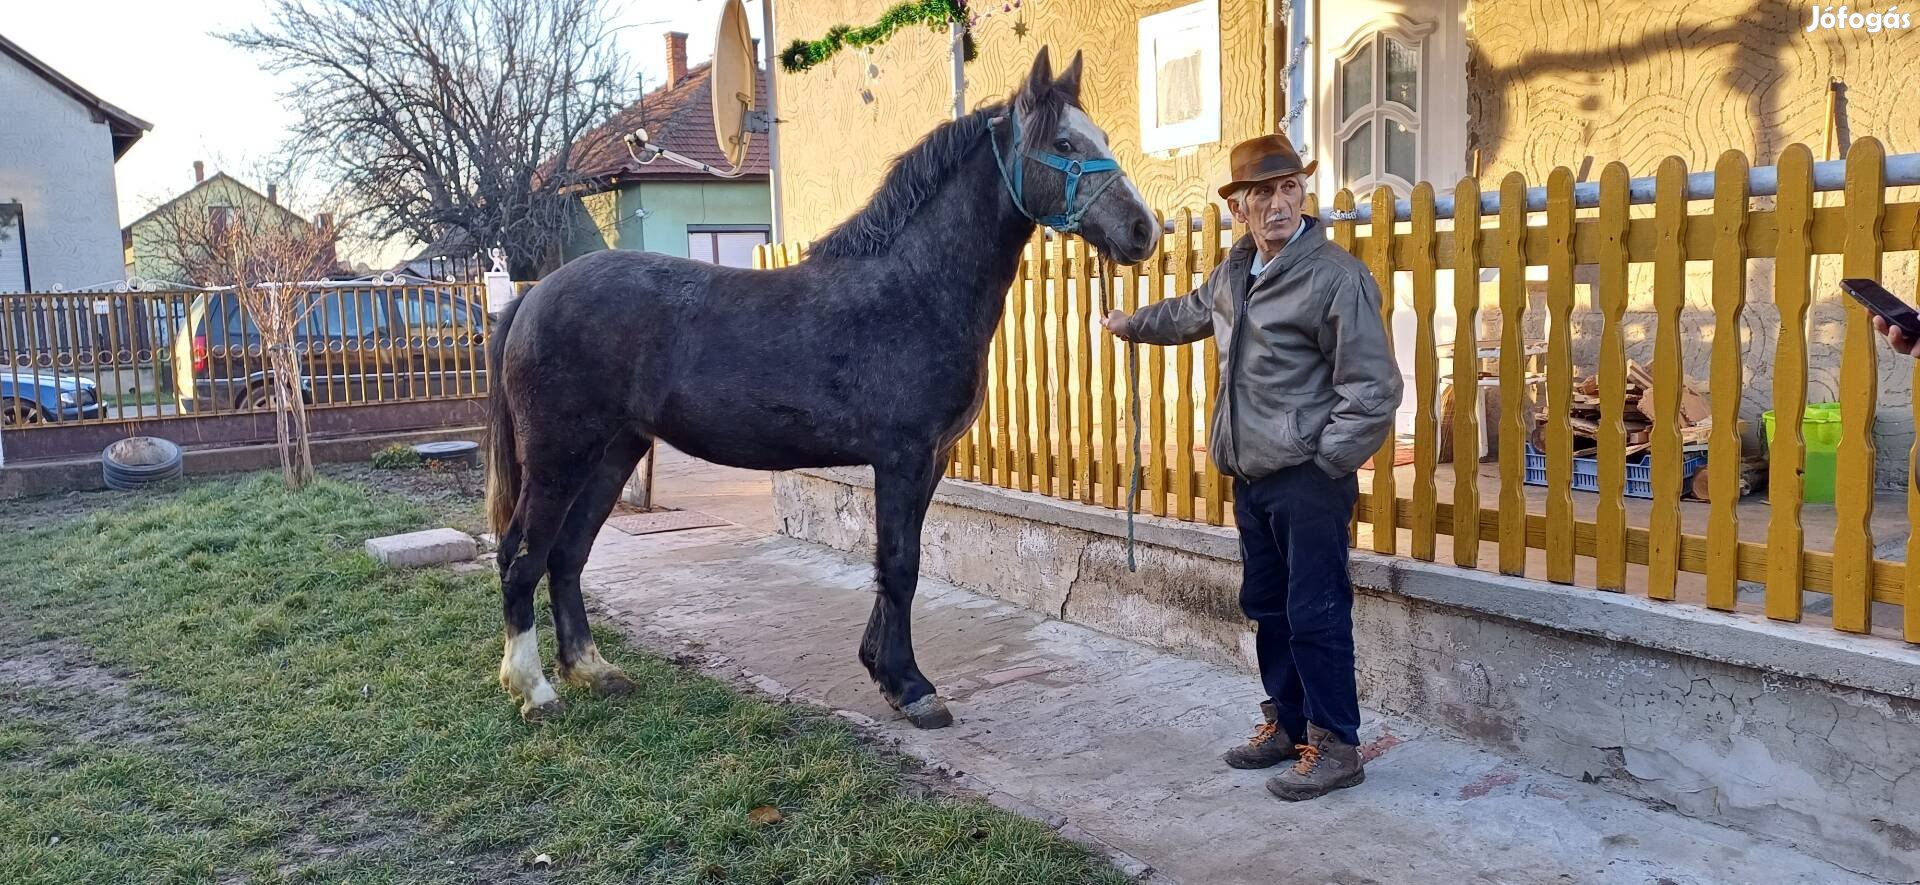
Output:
[484, 47, 1158, 727]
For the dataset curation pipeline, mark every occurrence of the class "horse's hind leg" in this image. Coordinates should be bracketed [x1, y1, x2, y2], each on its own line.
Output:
[860, 449, 952, 729]
[497, 467, 595, 721]
[548, 432, 650, 696]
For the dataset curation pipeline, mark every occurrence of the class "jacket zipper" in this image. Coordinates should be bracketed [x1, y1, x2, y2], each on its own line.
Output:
[1226, 280, 1250, 476]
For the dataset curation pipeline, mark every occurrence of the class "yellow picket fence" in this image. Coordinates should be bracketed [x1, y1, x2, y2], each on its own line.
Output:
[758, 138, 1920, 644]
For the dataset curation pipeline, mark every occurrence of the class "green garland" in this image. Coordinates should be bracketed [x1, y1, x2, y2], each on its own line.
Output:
[779, 0, 976, 73]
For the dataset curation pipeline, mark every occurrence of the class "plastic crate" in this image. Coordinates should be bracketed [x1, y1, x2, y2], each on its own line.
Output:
[1523, 442, 1705, 499]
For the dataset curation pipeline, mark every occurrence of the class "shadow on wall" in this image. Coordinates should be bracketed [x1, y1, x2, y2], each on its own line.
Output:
[1466, 0, 1847, 182]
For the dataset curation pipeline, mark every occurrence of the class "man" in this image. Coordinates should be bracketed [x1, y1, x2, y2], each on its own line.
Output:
[1102, 133, 1402, 801]
[1875, 316, 1919, 355]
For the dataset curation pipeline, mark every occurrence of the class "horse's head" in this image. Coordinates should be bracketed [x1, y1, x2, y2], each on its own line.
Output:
[993, 47, 1159, 265]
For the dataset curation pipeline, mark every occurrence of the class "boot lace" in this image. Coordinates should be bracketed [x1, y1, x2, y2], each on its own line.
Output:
[1245, 722, 1279, 747]
[1289, 743, 1322, 775]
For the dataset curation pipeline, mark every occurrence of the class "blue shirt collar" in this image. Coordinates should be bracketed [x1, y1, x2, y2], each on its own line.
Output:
[1249, 218, 1311, 277]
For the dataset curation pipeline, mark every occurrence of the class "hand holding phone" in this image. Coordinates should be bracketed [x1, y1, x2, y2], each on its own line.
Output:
[1841, 278, 1920, 340]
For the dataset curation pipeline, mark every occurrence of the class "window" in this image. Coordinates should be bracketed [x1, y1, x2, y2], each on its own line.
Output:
[317, 290, 388, 337]
[397, 289, 469, 330]
[687, 227, 770, 268]
[0, 203, 27, 292]
[1334, 26, 1427, 194]
[209, 205, 238, 239]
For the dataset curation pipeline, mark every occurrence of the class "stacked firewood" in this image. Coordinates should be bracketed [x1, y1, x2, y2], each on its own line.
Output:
[1529, 360, 1711, 459]
[1531, 361, 1763, 500]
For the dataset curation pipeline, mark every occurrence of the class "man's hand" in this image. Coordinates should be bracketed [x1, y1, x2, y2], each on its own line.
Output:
[1102, 309, 1131, 339]
[1874, 316, 1919, 356]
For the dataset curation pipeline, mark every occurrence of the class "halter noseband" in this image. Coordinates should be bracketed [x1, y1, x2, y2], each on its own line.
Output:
[989, 111, 1123, 234]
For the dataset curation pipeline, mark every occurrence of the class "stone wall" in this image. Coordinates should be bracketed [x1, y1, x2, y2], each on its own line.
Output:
[775, 466, 1920, 881]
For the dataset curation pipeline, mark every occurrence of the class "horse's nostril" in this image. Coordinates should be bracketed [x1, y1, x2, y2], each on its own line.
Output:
[1132, 218, 1152, 246]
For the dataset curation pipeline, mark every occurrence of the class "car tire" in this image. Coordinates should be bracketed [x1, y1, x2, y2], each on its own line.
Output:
[102, 437, 184, 491]
[1, 398, 41, 426]
[241, 383, 311, 410]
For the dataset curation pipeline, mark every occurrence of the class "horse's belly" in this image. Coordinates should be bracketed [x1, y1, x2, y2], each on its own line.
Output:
[652, 398, 865, 471]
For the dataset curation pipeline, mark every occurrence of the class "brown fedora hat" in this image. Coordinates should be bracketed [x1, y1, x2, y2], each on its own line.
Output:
[1216, 132, 1318, 199]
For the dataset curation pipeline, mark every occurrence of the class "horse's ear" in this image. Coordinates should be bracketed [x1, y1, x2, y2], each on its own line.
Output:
[1022, 46, 1054, 108]
[1055, 50, 1084, 104]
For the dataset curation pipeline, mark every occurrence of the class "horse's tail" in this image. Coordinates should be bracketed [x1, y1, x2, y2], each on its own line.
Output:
[484, 294, 525, 538]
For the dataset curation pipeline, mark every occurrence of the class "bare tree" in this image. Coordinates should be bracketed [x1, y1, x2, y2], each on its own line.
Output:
[222, 0, 628, 279]
[139, 187, 338, 488]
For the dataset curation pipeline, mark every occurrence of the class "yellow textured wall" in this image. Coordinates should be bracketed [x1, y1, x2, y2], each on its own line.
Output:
[771, 0, 1274, 242]
[1467, 0, 1920, 181]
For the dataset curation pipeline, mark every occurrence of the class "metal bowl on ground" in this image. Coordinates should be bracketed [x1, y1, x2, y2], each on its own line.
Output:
[414, 440, 480, 468]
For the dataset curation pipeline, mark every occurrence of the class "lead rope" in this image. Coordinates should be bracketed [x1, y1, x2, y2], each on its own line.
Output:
[1097, 254, 1141, 573]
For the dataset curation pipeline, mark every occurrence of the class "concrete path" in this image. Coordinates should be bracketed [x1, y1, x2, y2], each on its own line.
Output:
[582, 446, 1875, 885]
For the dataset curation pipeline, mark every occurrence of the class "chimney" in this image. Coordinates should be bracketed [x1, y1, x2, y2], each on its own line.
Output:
[193, 160, 204, 183]
[267, 183, 278, 204]
[666, 31, 689, 86]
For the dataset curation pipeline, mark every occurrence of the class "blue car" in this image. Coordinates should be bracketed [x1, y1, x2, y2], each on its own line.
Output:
[0, 367, 102, 425]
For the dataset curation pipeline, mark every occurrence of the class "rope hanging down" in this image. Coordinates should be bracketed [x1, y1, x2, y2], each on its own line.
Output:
[1095, 254, 1141, 573]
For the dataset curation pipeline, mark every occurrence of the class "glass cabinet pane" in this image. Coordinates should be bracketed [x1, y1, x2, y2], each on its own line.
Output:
[1343, 122, 1374, 186]
[1340, 43, 1374, 121]
[1386, 39, 1419, 111]
[1386, 119, 1416, 180]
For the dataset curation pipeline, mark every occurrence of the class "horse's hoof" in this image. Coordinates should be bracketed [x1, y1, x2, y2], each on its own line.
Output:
[588, 671, 638, 697]
[520, 698, 566, 723]
[901, 695, 953, 729]
[560, 665, 637, 697]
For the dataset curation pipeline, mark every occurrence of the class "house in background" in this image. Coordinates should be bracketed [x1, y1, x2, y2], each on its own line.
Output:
[562, 32, 772, 268]
[0, 32, 149, 292]
[122, 162, 337, 285]
[392, 227, 482, 281]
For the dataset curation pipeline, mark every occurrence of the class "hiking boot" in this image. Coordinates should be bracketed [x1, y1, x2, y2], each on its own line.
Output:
[1221, 702, 1302, 770]
[1265, 724, 1365, 801]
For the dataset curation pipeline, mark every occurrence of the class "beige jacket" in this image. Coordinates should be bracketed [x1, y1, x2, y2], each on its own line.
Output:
[1125, 217, 1402, 481]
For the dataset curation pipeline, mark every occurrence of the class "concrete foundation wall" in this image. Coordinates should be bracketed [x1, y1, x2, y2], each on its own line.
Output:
[774, 467, 1920, 882]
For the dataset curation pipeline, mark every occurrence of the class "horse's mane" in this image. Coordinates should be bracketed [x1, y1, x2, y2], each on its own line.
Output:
[808, 88, 1074, 258]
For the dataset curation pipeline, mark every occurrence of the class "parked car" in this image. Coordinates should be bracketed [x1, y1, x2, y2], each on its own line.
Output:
[0, 366, 102, 424]
[169, 286, 490, 412]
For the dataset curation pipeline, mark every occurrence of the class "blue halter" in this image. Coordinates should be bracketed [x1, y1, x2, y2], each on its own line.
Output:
[989, 111, 1124, 234]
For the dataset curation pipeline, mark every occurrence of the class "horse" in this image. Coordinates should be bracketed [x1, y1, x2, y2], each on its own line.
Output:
[484, 47, 1159, 728]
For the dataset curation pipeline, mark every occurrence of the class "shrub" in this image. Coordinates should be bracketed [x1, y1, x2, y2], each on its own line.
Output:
[371, 443, 422, 470]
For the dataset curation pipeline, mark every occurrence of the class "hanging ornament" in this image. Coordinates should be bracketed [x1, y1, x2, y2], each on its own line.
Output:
[779, 0, 975, 74]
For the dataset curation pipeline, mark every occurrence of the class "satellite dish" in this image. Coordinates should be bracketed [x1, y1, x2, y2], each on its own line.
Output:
[711, 0, 757, 169]
[625, 0, 765, 178]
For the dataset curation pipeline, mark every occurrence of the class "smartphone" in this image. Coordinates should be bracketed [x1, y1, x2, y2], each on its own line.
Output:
[1840, 278, 1920, 338]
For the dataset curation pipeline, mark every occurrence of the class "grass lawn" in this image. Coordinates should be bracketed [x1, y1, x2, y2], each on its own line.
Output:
[0, 473, 1127, 884]
[101, 390, 163, 408]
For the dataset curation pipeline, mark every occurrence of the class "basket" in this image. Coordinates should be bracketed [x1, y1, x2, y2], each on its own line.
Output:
[1522, 442, 1705, 499]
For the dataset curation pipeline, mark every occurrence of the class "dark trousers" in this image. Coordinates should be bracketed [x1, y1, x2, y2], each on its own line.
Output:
[1233, 462, 1362, 747]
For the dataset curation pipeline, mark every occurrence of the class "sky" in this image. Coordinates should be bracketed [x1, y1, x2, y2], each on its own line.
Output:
[1, 0, 764, 265]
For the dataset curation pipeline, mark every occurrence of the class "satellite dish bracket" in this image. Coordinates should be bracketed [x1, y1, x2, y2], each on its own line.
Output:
[624, 130, 752, 179]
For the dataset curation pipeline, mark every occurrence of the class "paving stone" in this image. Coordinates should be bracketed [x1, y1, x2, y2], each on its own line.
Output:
[366, 528, 477, 568]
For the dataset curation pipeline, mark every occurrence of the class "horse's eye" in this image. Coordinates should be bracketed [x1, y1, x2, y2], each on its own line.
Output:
[1054, 138, 1074, 153]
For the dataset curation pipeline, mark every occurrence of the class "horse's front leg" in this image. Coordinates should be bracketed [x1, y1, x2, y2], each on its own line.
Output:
[860, 452, 952, 729]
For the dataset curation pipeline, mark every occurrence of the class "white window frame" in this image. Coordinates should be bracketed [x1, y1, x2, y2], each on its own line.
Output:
[1331, 16, 1435, 197]
[687, 226, 770, 268]
[0, 202, 27, 292]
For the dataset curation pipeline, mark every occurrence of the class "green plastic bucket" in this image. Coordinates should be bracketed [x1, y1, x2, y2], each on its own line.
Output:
[1763, 402, 1842, 504]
